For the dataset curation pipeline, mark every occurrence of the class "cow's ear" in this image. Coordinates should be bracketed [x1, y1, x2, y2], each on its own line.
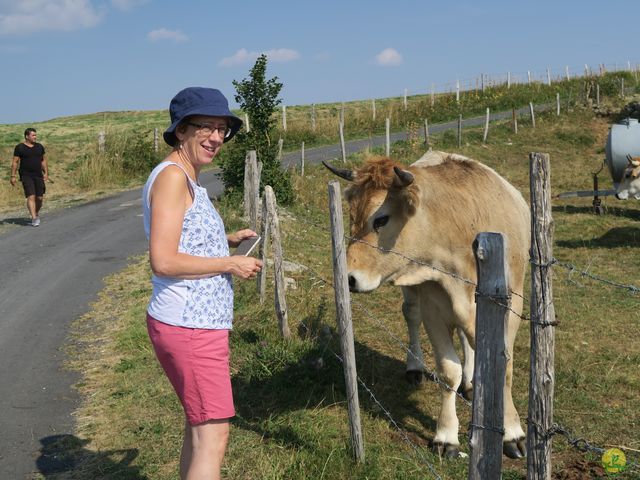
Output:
[323, 161, 354, 181]
[393, 167, 414, 188]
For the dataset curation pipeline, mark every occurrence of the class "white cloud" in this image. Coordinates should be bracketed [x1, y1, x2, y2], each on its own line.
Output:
[147, 28, 188, 43]
[219, 48, 300, 67]
[0, 0, 103, 36]
[375, 47, 403, 67]
[111, 0, 149, 11]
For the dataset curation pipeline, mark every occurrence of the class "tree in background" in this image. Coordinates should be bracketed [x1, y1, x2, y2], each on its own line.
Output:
[221, 54, 294, 204]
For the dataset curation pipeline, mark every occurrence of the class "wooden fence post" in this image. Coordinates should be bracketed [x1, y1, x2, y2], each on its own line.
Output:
[403, 88, 408, 110]
[153, 128, 158, 153]
[527, 153, 556, 480]
[264, 186, 290, 338]
[385, 118, 390, 157]
[512, 108, 518, 134]
[372, 99, 376, 122]
[468, 232, 509, 480]
[282, 105, 287, 131]
[98, 131, 105, 153]
[277, 138, 284, 162]
[529, 102, 536, 128]
[424, 118, 430, 148]
[457, 114, 463, 148]
[311, 104, 316, 131]
[257, 192, 270, 303]
[556, 93, 560, 116]
[301, 141, 305, 177]
[328, 180, 365, 462]
[243, 150, 260, 231]
[244, 113, 250, 133]
[482, 108, 490, 144]
[339, 120, 347, 163]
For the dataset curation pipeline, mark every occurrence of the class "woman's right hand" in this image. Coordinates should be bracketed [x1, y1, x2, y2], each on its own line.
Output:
[228, 256, 263, 279]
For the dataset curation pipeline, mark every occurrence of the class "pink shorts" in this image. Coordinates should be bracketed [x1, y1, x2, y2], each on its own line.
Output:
[146, 314, 235, 425]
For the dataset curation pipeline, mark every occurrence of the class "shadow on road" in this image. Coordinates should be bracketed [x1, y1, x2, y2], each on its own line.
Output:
[0, 216, 31, 226]
[35, 434, 146, 479]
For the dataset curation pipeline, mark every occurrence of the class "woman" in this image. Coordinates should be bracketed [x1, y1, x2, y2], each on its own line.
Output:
[142, 86, 262, 479]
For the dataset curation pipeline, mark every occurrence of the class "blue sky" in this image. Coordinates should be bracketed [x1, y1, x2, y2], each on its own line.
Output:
[1, 0, 639, 124]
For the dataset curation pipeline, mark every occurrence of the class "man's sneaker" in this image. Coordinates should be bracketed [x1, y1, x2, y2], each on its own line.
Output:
[31, 217, 40, 227]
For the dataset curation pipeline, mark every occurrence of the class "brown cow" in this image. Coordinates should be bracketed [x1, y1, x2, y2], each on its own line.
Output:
[324, 150, 530, 458]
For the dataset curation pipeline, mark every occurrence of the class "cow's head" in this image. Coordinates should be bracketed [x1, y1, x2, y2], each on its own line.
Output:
[324, 157, 420, 292]
[616, 155, 640, 200]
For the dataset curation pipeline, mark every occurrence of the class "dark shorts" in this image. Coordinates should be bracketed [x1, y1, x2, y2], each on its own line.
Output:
[20, 175, 45, 198]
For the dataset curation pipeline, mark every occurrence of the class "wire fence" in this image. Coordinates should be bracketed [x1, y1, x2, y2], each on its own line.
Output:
[266, 193, 640, 475]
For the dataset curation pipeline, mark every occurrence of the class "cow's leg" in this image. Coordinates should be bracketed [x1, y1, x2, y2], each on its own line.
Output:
[401, 286, 425, 385]
[456, 328, 474, 401]
[502, 297, 526, 459]
[425, 319, 461, 458]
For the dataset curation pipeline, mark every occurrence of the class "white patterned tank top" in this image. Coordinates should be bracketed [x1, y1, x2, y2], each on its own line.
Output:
[143, 161, 233, 329]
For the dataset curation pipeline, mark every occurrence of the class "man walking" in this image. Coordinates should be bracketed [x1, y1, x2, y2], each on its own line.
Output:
[10, 128, 49, 226]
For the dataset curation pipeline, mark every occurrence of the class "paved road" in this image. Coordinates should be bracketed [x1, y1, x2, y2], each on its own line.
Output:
[0, 109, 518, 478]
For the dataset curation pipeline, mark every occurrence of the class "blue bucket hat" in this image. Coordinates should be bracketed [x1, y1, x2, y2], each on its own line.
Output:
[163, 87, 243, 146]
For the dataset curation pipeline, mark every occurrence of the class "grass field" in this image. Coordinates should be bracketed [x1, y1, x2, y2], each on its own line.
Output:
[42, 102, 640, 479]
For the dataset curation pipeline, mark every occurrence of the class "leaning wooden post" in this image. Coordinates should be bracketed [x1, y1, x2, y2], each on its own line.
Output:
[265, 186, 290, 338]
[529, 102, 536, 128]
[153, 128, 159, 153]
[244, 113, 250, 133]
[468, 232, 509, 480]
[512, 108, 518, 134]
[300, 141, 305, 177]
[328, 181, 365, 462]
[257, 192, 270, 302]
[596, 84, 600, 107]
[385, 118, 390, 157]
[371, 99, 376, 122]
[457, 114, 463, 148]
[527, 153, 556, 480]
[556, 93, 560, 116]
[482, 108, 490, 144]
[339, 120, 347, 163]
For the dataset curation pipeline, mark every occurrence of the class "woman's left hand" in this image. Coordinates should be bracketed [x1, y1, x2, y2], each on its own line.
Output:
[227, 229, 258, 248]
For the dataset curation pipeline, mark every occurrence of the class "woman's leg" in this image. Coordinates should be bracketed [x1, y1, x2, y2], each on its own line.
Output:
[181, 418, 230, 480]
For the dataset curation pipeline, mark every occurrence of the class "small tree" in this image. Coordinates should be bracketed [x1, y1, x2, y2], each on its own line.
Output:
[222, 54, 294, 204]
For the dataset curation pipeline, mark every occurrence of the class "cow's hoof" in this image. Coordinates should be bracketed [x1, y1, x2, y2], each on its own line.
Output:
[503, 438, 526, 459]
[433, 441, 460, 459]
[457, 384, 473, 401]
[405, 370, 423, 385]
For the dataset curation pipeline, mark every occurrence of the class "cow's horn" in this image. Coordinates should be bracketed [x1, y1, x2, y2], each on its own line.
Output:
[393, 166, 414, 187]
[627, 154, 634, 165]
[322, 161, 354, 181]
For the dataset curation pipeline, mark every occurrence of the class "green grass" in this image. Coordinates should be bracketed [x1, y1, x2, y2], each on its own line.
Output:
[52, 103, 640, 479]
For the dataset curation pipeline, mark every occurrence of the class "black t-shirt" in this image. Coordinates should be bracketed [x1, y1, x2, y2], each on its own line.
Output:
[14, 142, 46, 177]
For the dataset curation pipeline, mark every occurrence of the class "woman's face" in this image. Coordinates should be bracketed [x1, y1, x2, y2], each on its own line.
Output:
[176, 115, 230, 166]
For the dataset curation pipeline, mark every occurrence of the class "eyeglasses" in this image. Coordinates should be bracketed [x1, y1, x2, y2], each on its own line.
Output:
[187, 122, 232, 139]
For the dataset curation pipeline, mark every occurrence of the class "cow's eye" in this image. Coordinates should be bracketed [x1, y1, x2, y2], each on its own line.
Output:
[373, 215, 389, 232]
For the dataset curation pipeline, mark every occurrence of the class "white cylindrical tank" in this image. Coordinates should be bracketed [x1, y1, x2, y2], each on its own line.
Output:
[605, 118, 640, 186]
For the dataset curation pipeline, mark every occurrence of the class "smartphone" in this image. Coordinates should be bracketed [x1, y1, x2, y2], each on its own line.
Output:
[233, 235, 261, 256]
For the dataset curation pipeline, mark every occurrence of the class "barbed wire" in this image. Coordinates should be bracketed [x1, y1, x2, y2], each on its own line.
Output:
[528, 419, 640, 472]
[292, 257, 473, 406]
[552, 259, 640, 295]
[290, 267, 444, 479]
